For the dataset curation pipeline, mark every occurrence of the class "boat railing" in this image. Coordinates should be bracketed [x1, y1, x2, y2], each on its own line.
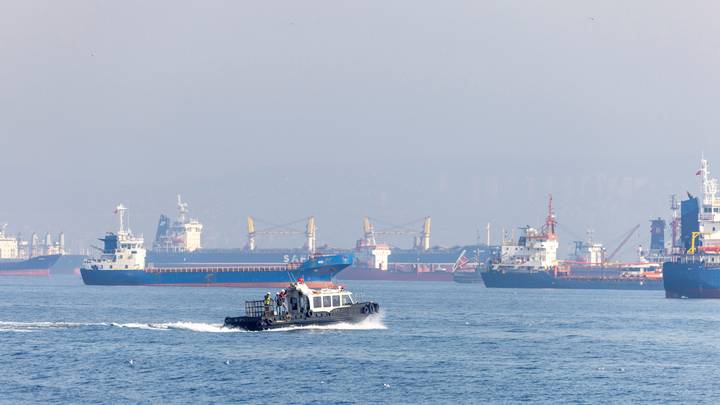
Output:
[245, 300, 268, 318]
[671, 255, 720, 265]
[245, 300, 288, 318]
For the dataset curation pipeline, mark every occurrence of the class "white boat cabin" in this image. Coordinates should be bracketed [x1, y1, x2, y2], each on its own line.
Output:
[287, 282, 355, 314]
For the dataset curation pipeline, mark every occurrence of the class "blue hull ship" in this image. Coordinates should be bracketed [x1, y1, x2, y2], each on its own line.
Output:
[81, 204, 352, 288]
[662, 158, 720, 298]
[81, 254, 353, 288]
[482, 270, 663, 290]
[663, 261, 720, 298]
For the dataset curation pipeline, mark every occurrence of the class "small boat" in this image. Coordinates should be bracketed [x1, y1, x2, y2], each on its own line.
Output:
[224, 279, 380, 331]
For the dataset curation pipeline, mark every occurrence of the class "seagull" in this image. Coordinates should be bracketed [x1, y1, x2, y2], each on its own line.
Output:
[224, 360, 231, 365]
[383, 383, 391, 388]
[128, 359, 134, 366]
[588, 17, 596, 21]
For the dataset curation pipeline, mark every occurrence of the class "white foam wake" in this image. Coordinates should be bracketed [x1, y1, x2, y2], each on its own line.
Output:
[0, 314, 387, 334]
[269, 313, 387, 332]
[110, 322, 244, 333]
[0, 321, 107, 333]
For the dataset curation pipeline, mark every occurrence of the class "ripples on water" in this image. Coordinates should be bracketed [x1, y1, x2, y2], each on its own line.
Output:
[2, 277, 720, 404]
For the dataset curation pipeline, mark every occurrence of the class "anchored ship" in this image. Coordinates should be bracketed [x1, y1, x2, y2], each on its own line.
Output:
[481, 197, 663, 290]
[81, 204, 352, 288]
[0, 225, 67, 276]
[663, 157, 720, 298]
[146, 196, 495, 282]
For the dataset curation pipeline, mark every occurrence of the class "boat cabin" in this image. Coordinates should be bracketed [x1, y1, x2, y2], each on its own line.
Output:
[245, 281, 356, 319]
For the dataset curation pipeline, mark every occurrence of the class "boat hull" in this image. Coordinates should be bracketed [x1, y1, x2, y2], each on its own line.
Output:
[663, 261, 720, 298]
[481, 270, 663, 290]
[81, 254, 352, 288]
[0, 255, 62, 277]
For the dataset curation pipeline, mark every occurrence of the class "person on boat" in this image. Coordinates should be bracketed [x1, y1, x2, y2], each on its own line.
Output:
[279, 289, 288, 312]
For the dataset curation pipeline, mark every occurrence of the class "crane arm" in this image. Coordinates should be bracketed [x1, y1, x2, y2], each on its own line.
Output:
[606, 224, 640, 262]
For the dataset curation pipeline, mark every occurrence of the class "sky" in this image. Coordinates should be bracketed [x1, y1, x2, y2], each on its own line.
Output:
[1, 1, 719, 258]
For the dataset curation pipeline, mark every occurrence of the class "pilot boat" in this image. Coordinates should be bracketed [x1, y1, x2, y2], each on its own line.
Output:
[224, 279, 380, 331]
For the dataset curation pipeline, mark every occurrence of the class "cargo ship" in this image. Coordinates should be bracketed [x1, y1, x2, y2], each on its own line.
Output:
[663, 157, 720, 298]
[0, 255, 62, 276]
[480, 197, 664, 290]
[146, 196, 496, 281]
[0, 225, 66, 276]
[81, 204, 352, 288]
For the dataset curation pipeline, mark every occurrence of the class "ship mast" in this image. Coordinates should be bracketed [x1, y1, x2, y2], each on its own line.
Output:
[701, 157, 719, 205]
[115, 204, 128, 237]
[670, 194, 680, 250]
[543, 194, 557, 238]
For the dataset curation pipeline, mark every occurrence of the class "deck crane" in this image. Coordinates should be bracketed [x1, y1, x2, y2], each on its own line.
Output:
[605, 224, 641, 263]
[246, 216, 317, 254]
[363, 217, 432, 251]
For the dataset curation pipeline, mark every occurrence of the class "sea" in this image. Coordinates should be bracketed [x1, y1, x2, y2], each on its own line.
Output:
[2, 277, 720, 404]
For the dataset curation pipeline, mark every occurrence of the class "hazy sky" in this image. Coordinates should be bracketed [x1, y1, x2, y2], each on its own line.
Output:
[1, 1, 719, 258]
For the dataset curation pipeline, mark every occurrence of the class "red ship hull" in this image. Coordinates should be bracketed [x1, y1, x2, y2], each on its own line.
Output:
[0, 269, 50, 277]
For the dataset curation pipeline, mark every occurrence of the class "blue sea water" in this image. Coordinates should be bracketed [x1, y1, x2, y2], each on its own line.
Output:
[2, 277, 720, 404]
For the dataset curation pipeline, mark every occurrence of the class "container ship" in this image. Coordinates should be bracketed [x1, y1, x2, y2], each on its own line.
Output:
[663, 157, 720, 298]
[480, 197, 663, 290]
[0, 225, 76, 276]
[145, 196, 496, 282]
[81, 204, 352, 288]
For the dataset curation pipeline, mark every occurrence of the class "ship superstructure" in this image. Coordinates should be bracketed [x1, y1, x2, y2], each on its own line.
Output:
[153, 195, 203, 252]
[0, 225, 66, 260]
[84, 204, 146, 272]
[489, 196, 561, 275]
[696, 158, 720, 255]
